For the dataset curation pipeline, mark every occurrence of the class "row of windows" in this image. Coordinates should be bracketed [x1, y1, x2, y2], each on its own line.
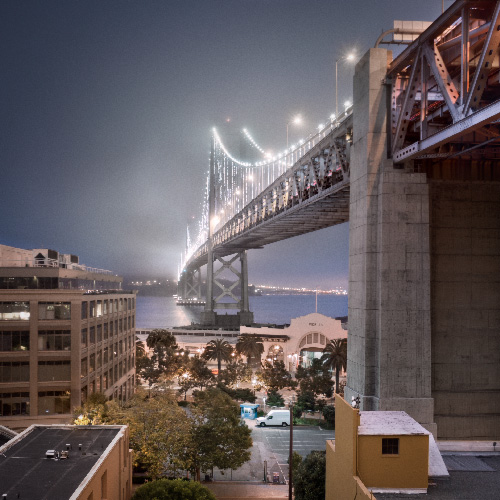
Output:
[81, 317, 135, 347]
[0, 302, 71, 321]
[1, 325, 134, 352]
[0, 361, 71, 382]
[81, 298, 135, 319]
[0, 392, 70, 415]
[81, 353, 134, 379]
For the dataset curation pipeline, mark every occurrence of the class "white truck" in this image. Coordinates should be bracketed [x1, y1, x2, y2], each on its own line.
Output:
[256, 409, 290, 427]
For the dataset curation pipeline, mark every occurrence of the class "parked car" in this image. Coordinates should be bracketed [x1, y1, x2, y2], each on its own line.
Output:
[256, 409, 290, 427]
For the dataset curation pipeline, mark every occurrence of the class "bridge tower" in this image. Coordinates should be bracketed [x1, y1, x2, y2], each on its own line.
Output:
[347, 1, 500, 441]
[200, 136, 254, 327]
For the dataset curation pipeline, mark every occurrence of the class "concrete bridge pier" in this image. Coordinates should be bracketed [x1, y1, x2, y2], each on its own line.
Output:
[345, 48, 436, 435]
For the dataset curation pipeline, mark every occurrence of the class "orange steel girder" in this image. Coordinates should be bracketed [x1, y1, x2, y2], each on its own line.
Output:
[389, 0, 500, 162]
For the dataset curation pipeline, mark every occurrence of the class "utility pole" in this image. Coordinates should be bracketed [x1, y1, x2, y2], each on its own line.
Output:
[288, 404, 294, 500]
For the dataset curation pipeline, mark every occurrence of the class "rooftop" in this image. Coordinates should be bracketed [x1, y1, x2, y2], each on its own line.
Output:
[0, 425, 124, 499]
[358, 411, 430, 436]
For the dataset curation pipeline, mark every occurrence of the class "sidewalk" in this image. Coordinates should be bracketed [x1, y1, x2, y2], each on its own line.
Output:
[205, 482, 288, 500]
[437, 440, 499, 453]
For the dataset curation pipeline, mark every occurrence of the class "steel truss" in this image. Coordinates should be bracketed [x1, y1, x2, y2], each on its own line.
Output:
[185, 115, 352, 271]
[390, 0, 500, 162]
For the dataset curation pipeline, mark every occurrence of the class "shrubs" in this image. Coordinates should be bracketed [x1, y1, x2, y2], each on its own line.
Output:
[132, 478, 216, 500]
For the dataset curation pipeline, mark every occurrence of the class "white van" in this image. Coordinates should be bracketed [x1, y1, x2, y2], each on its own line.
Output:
[256, 409, 290, 427]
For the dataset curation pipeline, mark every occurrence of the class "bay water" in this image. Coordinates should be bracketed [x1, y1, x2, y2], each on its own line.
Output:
[136, 294, 348, 329]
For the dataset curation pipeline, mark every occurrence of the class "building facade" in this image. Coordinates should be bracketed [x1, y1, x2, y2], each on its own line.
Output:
[0, 244, 136, 429]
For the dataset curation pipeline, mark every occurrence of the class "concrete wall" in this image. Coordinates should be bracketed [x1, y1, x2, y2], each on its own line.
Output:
[430, 180, 500, 439]
[346, 47, 435, 432]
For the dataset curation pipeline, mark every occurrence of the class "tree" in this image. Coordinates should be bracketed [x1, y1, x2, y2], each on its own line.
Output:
[218, 359, 252, 387]
[266, 389, 285, 407]
[201, 339, 233, 376]
[73, 392, 109, 425]
[189, 388, 252, 480]
[256, 360, 297, 391]
[236, 334, 264, 366]
[295, 358, 334, 398]
[188, 356, 215, 390]
[132, 478, 216, 500]
[106, 389, 192, 480]
[294, 451, 326, 500]
[288, 451, 302, 482]
[321, 338, 347, 393]
[139, 329, 188, 389]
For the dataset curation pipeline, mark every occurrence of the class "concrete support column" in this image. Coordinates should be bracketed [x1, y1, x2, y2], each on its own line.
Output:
[346, 48, 435, 433]
[240, 251, 249, 312]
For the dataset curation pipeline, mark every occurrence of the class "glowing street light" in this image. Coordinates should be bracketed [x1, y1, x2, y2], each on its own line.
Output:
[335, 52, 356, 117]
[286, 115, 302, 149]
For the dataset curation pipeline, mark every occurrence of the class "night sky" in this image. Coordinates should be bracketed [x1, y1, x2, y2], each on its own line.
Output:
[0, 1, 445, 289]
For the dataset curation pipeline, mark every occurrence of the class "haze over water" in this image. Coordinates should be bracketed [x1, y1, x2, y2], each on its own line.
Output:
[136, 295, 349, 329]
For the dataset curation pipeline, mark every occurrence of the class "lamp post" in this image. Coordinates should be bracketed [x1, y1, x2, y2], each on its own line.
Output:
[335, 53, 355, 118]
[286, 115, 302, 149]
[288, 402, 294, 500]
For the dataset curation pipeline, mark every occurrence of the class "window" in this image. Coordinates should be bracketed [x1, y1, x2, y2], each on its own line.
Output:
[81, 357, 88, 378]
[104, 347, 109, 365]
[382, 438, 399, 455]
[0, 362, 29, 382]
[81, 328, 88, 348]
[38, 391, 70, 415]
[90, 326, 95, 345]
[96, 301, 103, 317]
[0, 302, 30, 321]
[97, 324, 102, 343]
[0, 392, 29, 416]
[108, 300, 113, 314]
[0, 331, 29, 351]
[38, 302, 70, 320]
[89, 353, 95, 373]
[89, 301, 96, 318]
[38, 361, 71, 381]
[103, 300, 108, 315]
[81, 302, 88, 320]
[38, 330, 71, 351]
[103, 322, 108, 340]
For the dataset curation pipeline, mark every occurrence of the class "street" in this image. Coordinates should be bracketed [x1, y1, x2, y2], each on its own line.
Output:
[208, 420, 335, 484]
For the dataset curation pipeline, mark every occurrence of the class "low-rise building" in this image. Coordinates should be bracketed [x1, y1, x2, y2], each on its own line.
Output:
[0, 244, 136, 430]
[0, 424, 132, 499]
[326, 397, 448, 499]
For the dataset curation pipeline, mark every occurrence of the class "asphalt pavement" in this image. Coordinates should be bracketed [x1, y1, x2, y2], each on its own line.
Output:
[208, 419, 334, 484]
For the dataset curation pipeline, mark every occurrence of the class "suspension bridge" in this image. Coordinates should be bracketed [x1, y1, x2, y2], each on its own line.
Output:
[178, 0, 500, 440]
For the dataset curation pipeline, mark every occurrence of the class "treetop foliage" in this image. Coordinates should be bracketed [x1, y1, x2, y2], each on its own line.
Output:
[132, 478, 217, 500]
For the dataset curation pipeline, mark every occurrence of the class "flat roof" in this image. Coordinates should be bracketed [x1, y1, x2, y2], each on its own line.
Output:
[358, 411, 430, 436]
[0, 425, 123, 499]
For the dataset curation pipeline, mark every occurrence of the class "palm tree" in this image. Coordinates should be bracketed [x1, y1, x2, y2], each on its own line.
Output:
[201, 339, 233, 375]
[236, 334, 264, 367]
[321, 338, 347, 394]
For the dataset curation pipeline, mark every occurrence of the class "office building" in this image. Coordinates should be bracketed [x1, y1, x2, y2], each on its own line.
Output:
[0, 244, 136, 429]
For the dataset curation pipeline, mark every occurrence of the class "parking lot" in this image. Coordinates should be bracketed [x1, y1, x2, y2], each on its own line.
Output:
[209, 420, 334, 483]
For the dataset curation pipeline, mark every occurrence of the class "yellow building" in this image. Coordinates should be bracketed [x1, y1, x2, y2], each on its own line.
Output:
[0, 424, 132, 499]
[326, 397, 448, 499]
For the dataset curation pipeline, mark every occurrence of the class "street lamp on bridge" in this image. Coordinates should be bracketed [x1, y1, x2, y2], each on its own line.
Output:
[335, 52, 356, 118]
[286, 114, 302, 149]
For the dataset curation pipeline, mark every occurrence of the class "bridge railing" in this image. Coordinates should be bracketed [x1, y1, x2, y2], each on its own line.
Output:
[184, 107, 353, 269]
